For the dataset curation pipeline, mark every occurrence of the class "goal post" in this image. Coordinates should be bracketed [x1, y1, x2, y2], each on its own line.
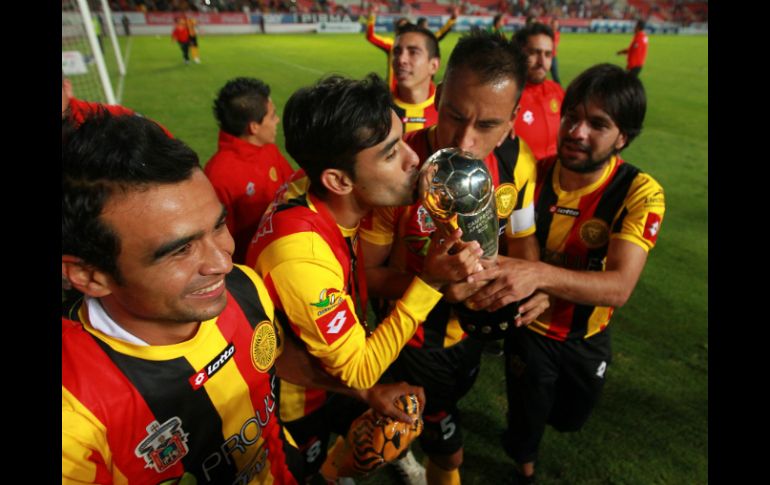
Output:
[62, 0, 126, 105]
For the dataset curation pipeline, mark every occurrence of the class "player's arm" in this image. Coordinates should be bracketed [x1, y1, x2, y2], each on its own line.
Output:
[470, 175, 665, 311]
[62, 389, 111, 485]
[366, 13, 394, 52]
[435, 9, 458, 41]
[259, 232, 476, 389]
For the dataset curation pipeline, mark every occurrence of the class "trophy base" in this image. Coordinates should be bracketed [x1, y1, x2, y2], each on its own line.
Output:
[454, 302, 521, 341]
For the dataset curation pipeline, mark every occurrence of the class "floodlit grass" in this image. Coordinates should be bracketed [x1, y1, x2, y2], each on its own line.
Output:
[118, 31, 707, 484]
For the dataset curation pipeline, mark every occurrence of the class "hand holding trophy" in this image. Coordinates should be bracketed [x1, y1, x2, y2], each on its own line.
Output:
[420, 147, 520, 340]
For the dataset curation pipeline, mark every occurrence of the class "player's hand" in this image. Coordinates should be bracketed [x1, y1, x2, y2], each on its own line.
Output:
[421, 229, 484, 291]
[362, 382, 426, 424]
[466, 255, 541, 311]
[441, 257, 496, 303]
[513, 290, 549, 327]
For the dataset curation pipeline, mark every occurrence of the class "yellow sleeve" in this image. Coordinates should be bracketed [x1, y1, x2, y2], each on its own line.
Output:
[611, 172, 665, 252]
[505, 139, 537, 238]
[256, 231, 441, 389]
[360, 206, 397, 246]
[62, 388, 120, 485]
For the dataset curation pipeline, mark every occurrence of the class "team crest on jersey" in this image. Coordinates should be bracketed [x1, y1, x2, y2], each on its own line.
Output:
[495, 183, 518, 219]
[579, 218, 610, 248]
[251, 320, 277, 372]
[135, 417, 190, 473]
[269, 166, 278, 182]
[550, 98, 560, 113]
[246, 181, 256, 197]
[522, 110, 534, 125]
[416, 205, 436, 233]
[310, 288, 346, 316]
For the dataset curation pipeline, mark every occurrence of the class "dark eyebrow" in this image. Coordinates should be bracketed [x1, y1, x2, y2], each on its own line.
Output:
[151, 206, 227, 261]
[376, 136, 401, 159]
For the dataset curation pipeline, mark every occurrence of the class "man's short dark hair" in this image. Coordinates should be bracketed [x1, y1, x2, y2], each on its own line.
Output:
[62, 114, 199, 282]
[636, 19, 646, 30]
[513, 22, 555, 46]
[282, 73, 395, 198]
[417, 17, 427, 27]
[562, 63, 647, 149]
[395, 23, 440, 59]
[444, 30, 528, 104]
[213, 77, 271, 137]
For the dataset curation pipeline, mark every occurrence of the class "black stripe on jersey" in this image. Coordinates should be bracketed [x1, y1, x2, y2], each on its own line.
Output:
[275, 193, 311, 215]
[91, 337, 237, 483]
[226, 266, 270, 331]
[535, 163, 559, 250]
[568, 163, 641, 339]
[494, 136, 521, 186]
[515, 180, 529, 211]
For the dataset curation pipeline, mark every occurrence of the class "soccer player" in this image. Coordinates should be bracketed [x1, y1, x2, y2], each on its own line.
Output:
[204, 77, 294, 264]
[62, 113, 423, 485]
[171, 17, 191, 65]
[513, 22, 565, 162]
[617, 19, 648, 77]
[361, 31, 549, 485]
[184, 11, 201, 63]
[549, 16, 562, 85]
[366, 7, 457, 91]
[245, 74, 484, 483]
[392, 24, 441, 133]
[466, 64, 665, 483]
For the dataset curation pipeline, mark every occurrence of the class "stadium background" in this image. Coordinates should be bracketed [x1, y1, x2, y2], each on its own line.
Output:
[63, 1, 707, 483]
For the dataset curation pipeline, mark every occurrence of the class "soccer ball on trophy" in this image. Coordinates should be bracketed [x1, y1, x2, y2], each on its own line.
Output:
[420, 147, 520, 340]
[421, 147, 498, 258]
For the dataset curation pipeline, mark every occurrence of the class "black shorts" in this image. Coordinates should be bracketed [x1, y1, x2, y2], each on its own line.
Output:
[281, 392, 367, 478]
[387, 337, 485, 456]
[188, 35, 198, 47]
[502, 327, 612, 463]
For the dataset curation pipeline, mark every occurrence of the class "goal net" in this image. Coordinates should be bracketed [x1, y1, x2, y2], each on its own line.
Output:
[62, 0, 126, 104]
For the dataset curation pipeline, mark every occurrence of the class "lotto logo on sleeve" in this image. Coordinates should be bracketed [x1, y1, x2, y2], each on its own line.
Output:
[643, 212, 661, 243]
[315, 300, 355, 345]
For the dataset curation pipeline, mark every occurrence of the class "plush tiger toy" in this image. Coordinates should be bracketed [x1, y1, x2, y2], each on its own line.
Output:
[327, 393, 423, 478]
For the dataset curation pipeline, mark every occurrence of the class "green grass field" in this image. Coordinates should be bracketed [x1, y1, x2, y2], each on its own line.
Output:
[111, 31, 706, 484]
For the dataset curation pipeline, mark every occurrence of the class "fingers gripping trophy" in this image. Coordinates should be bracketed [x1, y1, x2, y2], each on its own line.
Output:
[420, 147, 520, 339]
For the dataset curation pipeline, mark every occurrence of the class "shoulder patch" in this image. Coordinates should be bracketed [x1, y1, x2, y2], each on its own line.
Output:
[495, 183, 518, 219]
[579, 218, 610, 249]
[315, 300, 356, 345]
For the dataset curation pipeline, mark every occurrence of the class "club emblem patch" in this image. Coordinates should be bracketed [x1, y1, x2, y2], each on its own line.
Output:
[579, 218, 610, 249]
[550, 98, 560, 113]
[495, 183, 518, 219]
[251, 321, 277, 372]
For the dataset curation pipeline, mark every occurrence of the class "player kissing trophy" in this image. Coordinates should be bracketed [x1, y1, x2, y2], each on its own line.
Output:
[420, 147, 519, 339]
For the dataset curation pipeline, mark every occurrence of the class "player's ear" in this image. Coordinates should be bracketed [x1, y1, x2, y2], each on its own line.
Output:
[62, 255, 113, 298]
[429, 58, 440, 77]
[320, 168, 354, 196]
[614, 132, 628, 151]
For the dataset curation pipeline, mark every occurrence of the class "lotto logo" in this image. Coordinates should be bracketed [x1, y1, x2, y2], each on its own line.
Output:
[315, 300, 355, 345]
